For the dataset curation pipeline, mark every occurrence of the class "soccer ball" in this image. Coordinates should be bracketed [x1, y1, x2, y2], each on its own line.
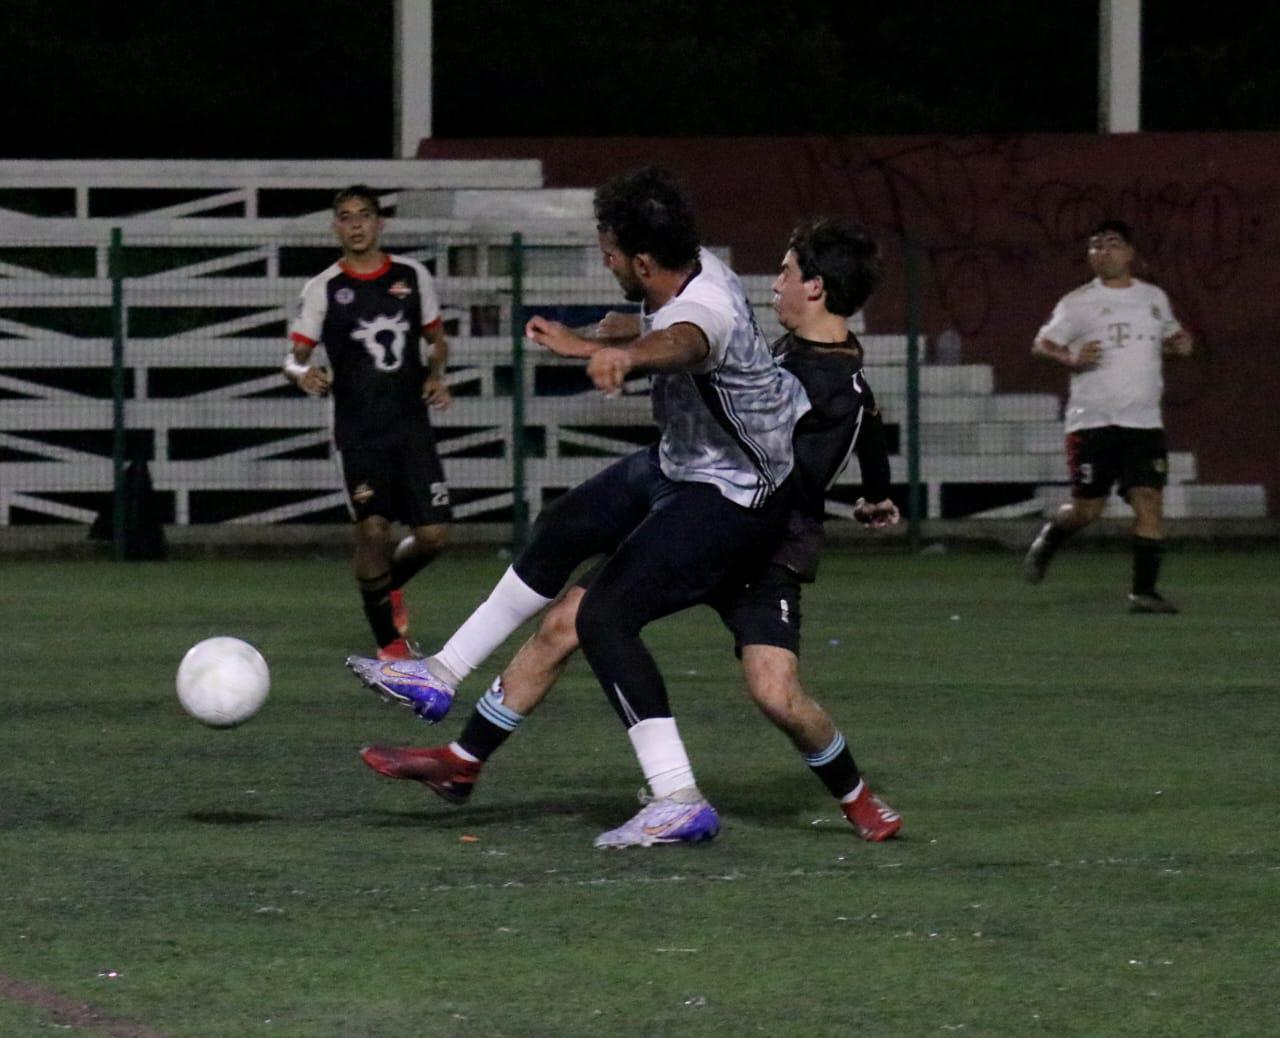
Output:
[175, 636, 270, 728]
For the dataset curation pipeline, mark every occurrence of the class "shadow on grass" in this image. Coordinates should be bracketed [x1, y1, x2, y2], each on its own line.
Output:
[364, 793, 622, 829]
[187, 810, 284, 825]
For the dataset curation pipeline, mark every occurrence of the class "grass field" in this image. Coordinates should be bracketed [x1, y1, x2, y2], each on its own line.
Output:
[2, 546, 1278, 1037]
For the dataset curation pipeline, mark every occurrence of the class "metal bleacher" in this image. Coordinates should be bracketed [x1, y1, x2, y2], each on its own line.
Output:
[0, 160, 1264, 529]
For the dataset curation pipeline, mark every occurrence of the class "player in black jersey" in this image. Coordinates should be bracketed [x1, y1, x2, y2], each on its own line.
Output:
[361, 220, 904, 843]
[284, 185, 452, 660]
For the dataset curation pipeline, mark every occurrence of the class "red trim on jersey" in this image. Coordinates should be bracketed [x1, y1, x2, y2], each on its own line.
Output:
[422, 316, 444, 333]
[339, 256, 392, 281]
[290, 331, 318, 347]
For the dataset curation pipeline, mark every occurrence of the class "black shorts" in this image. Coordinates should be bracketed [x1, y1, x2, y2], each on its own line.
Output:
[339, 428, 451, 526]
[1066, 426, 1168, 499]
[709, 564, 803, 658]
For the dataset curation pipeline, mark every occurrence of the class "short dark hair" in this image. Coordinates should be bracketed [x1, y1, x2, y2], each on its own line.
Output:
[333, 184, 382, 215]
[1090, 219, 1133, 244]
[787, 219, 882, 316]
[593, 166, 700, 270]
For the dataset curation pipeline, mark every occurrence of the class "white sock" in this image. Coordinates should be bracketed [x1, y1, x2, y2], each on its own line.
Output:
[448, 741, 481, 763]
[627, 717, 698, 799]
[840, 780, 866, 805]
[432, 567, 553, 684]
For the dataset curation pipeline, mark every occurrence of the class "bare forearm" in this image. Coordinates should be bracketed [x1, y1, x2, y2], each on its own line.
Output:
[624, 323, 709, 373]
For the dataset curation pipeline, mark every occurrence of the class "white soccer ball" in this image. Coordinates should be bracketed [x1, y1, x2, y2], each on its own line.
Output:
[175, 636, 270, 728]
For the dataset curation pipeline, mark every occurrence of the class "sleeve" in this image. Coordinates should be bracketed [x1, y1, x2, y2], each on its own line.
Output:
[290, 276, 328, 348]
[853, 398, 892, 503]
[1036, 297, 1077, 347]
[650, 296, 734, 372]
[408, 259, 443, 332]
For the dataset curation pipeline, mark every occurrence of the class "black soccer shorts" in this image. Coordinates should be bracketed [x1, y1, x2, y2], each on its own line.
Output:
[1066, 425, 1168, 499]
[710, 563, 803, 658]
[339, 427, 451, 526]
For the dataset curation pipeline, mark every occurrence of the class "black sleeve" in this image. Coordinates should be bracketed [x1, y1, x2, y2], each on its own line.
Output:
[854, 404, 891, 502]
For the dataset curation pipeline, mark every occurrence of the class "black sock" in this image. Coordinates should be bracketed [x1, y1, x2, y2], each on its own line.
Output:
[456, 679, 525, 762]
[389, 534, 443, 590]
[1132, 536, 1165, 596]
[1038, 520, 1075, 556]
[358, 572, 399, 647]
[803, 732, 862, 800]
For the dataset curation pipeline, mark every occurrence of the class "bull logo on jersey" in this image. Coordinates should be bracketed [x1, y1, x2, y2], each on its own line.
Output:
[351, 310, 410, 371]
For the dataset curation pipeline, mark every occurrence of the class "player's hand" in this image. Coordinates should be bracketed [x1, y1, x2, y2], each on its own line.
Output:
[1071, 340, 1103, 371]
[1163, 329, 1193, 357]
[593, 311, 642, 342]
[587, 347, 633, 397]
[422, 373, 452, 409]
[853, 497, 901, 529]
[299, 366, 332, 397]
[525, 316, 597, 358]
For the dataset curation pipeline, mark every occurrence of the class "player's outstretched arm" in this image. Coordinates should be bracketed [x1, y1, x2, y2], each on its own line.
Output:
[585, 322, 710, 396]
[525, 315, 601, 359]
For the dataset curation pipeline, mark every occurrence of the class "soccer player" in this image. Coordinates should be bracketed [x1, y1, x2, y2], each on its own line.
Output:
[348, 166, 809, 845]
[284, 185, 453, 659]
[357, 219, 904, 846]
[1023, 220, 1193, 612]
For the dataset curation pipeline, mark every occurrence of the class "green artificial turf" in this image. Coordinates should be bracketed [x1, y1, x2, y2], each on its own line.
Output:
[1, 546, 1277, 1036]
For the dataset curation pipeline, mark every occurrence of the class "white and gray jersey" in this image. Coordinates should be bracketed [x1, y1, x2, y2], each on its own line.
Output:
[1038, 277, 1183, 434]
[645, 248, 810, 508]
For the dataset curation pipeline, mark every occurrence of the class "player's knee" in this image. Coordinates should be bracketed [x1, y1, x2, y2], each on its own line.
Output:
[411, 523, 449, 553]
[537, 596, 581, 655]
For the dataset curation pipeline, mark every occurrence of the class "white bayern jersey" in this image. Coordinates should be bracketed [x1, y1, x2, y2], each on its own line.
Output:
[1037, 277, 1183, 434]
[645, 248, 811, 508]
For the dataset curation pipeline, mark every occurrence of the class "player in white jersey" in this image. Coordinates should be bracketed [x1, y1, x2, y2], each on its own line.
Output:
[1023, 220, 1193, 612]
[283, 185, 453, 659]
[345, 167, 808, 844]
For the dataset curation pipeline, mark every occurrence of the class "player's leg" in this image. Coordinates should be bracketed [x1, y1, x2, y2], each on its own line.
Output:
[422, 448, 652, 685]
[719, 574, 901, 841]
[740, 645, 900, 841]
[386, 434, 453, 635]
[1024, 428, 1111, 583]
[1123, 430, 1177, 612]
[361, 588, 586, 800]
[348, 450, 653, 719]
[581, 481, 787, 847]
[339, 446, 415, 658]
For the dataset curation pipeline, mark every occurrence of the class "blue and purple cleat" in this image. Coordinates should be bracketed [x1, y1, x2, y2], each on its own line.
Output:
[593, 788, 720, 849]
[345, 655, 456, 724]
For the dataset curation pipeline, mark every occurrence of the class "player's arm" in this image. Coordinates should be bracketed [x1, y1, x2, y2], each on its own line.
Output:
[583, 310, 642, 343]
[1032, 335, 1101, 371]
[586, 322, 709, 395]
[1162, 328, 1193, 357]
[421, 320, 452, 409]
[282, 340, 332, 397]
[527, 310, 643, 359]
[850, 403, 899, 528]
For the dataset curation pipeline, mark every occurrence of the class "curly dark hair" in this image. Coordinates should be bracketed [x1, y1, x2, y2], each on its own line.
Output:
[787, 219, 882, 317]
[333, 184, 382, 215]
[593, 166, 700, 270]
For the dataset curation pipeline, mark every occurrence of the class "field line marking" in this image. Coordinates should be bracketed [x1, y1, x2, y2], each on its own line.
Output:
[0, 972, 170, 1038]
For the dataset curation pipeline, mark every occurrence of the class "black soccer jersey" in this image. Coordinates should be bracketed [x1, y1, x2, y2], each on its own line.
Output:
[290, 254, 443, 450]
[770, 332, 891, 581]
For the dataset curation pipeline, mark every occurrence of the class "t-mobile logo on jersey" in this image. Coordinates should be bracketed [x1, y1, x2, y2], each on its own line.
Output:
[351, 311, 411, 370]
[1107, 322, 1131, 348]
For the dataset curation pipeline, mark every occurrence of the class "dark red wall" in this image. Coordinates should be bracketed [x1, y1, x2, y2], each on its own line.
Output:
[421, 135, 1280, 510]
